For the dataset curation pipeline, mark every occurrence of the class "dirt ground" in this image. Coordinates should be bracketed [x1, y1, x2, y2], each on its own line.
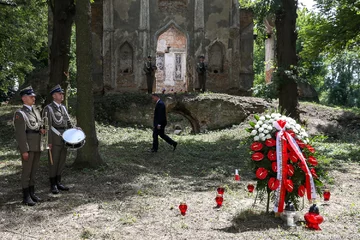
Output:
[1, 152, 360, 239]
[1, 102, 360, 240]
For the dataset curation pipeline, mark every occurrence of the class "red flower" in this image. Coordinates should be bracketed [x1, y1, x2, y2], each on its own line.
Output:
[296, 139, 305, 148]
[310, 168, 318, 179]
[265, 138, 276, 147]
[306, 145, 315, 153]
[287, 164, 295, 177]
[256, 168, 268, 180]
[268, 177, 280, 191]
[251, 142, 263, 151]
[271, 162, 277, 172]
[308, 156, 318, 166]
[298, 161, 307, 172]
[289, 151, 298, 163]
[298, 185, 306, 197]
[252, 152, 264, 161]
[267, 150, 277, 161]
[285, 179, 294, 192]
[286, 130, 296, 138]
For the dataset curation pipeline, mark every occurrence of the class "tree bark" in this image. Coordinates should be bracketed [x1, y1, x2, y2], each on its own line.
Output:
[74, 0, 104, 168]
[48, 0, 75, 106]
[275, 0, 299, 119]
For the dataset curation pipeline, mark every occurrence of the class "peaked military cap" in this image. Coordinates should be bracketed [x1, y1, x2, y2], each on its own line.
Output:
[199, 55, 205, 59]
[19, 86, 36, 97]
[50, 84, 64, 95]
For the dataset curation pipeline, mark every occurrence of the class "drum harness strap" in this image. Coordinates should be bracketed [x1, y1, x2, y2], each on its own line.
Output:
[51, 126, 62, 137]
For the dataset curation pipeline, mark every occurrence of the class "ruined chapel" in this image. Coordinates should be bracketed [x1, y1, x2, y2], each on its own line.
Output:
[91, 0, 254, 95]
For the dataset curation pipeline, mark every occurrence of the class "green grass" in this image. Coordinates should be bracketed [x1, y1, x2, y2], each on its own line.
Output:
[1, 102, 360, 185]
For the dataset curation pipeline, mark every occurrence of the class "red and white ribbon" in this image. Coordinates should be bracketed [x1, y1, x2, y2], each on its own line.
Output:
[273, 120, 316, 213]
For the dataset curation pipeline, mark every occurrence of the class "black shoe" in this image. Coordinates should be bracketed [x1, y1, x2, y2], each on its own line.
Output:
[50, 177, 59, 194]
[56, 175, 69, 191]
[22, 188, 36, 206]
[173, 142, 178, 151]
[29, 186, 41, 202]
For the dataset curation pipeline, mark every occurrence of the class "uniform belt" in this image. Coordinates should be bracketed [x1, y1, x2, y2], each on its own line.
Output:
[26, 130, 40, 134]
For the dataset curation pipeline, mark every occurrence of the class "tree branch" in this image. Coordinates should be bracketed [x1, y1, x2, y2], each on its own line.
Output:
[0, 1, 17, 6]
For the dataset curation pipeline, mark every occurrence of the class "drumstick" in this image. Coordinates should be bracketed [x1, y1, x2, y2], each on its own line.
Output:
[49, 149, 54, 165]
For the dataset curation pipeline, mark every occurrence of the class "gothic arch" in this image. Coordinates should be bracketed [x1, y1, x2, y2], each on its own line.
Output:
[154, 20, 190, 54]
[208, 41, 225, 74]
[117, 41, 134, 74]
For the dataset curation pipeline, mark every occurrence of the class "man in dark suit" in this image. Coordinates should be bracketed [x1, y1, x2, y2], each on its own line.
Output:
[150, 94, 177, 152]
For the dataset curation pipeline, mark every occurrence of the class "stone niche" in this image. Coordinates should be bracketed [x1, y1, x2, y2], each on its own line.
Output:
[118, 42, 133, 74]
[208, 42, 224, 74]
[115, 41, 136, 90]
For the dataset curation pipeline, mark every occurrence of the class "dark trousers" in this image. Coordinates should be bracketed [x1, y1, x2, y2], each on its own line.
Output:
[49, 144, 67, 178]
[198, 74, 206, 92]
[146, 74, 154, 94]
[152, 127, 175, 151]
[21, 151, 41, 188]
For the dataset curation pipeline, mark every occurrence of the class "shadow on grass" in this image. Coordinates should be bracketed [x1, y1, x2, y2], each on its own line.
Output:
[217, 209, 283, 233]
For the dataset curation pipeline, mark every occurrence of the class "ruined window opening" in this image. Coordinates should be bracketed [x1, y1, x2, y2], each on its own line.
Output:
[119, 42, 133, 74]
[208, 42, 224, 74]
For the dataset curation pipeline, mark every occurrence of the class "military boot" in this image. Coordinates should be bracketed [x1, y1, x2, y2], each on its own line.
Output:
[56, 175, 69, 191]
[29, 186, 41, 202]
[50, 177, 59, 194]
[22, 188, 36, 206]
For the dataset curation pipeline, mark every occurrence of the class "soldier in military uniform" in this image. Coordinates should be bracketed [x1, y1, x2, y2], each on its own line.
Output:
[196, 55, 208, 93]
[14, 86, 44, 206]
[144, 56, 157, 94]
[43, 85, 73, 194]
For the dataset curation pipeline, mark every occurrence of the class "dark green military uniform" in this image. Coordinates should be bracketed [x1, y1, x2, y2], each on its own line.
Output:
[43, 85, 73, 194]
[14, 86, 42, 206]
[144, 56, 157, 94]
[196, 56, 208, 93]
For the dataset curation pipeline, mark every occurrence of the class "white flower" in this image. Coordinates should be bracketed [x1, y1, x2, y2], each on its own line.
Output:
[303, 139, 308, 144]
[271, 113, 276, 118]
[257, 121, 263, 125]
[254, 136, 260, 141]
[295, 124, 301, 130]
[264, 130, 269, 134]
[266, 115, 271, 119]
[259, 133, 265, 138]
[260, 137, 266, 141]
[285, 123, 290, 129]
[293, 129, 299, 134]
[258, 127, 264, 132]
[251, 130, 257, 136]
[266, 134, 272, 139]
[259, 116, 266, 121]
[255, 124, 260, 129]
[262, 124, 269, 129]
[267, 126, 273, 131]
[302, 132, 308, 137]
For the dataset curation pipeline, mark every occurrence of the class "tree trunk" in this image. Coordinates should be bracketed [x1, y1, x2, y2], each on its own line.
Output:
[48, 0, 75, 106]
[275, 0, 299, 119]
[74, 0, 104, 168]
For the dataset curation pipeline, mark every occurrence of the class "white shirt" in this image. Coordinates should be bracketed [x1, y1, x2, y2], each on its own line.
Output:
[53, 101, 62, 108]
[23, 104, 32, 111]
[156, 99, 160, 104]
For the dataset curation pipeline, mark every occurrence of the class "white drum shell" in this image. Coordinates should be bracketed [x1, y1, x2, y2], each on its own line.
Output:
[62, 128, 86, 150]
